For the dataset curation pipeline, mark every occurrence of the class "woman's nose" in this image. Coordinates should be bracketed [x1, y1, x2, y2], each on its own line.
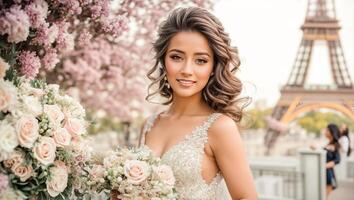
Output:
[180, 59, 193, 75]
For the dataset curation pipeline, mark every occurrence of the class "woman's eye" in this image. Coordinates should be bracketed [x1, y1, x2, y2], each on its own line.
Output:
[196, 59, 207, 64]
[170, 55, 182, 61]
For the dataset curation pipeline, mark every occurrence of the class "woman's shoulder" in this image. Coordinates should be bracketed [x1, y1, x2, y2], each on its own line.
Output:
[208, 113, 240, 139]
[325, 144, 336, 152]
[339, 135, 349, 142]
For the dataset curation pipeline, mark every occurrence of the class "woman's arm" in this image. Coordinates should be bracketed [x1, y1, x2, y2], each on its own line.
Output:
[209, 115, 258, 200]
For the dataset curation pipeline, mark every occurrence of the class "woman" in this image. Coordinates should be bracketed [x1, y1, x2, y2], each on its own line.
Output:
[336, 124, 352, 180]
[324, 124, 341, 198]
[339, 124, 352, 157]
[139, 7, 257, 200]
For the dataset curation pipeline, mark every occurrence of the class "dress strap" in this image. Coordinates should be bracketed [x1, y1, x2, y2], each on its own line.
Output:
[203, 113, 222, 131]
[139, 113, 159, 147]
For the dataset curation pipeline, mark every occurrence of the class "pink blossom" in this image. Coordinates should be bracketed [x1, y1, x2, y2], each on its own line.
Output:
[25, 0, 48, 29]
[18, 51, 41, 79]
[77, 30, 92, 48]
[42, 49, 59, 71]
[56, 0, 82, 15]
[33, 23, 59, 47]
[0, 173, 9, 192]
[0, 6, 30, 43]
[90, 0, 109, 18]
[56, 22, 75, 53]
[100, 15, 129, 37]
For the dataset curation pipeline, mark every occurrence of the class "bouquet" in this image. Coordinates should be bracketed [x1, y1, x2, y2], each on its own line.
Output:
[85, 146, 177, 200]
[0, 59, 90, 199]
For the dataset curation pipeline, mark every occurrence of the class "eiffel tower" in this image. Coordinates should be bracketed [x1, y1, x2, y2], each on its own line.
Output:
[264, 0, 354, 154]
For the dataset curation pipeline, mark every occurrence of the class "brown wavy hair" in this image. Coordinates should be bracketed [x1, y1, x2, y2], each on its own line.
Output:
[146, 7, 249, 122]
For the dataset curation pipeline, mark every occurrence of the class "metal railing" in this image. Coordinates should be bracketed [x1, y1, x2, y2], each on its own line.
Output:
[250, 157, 304, 200]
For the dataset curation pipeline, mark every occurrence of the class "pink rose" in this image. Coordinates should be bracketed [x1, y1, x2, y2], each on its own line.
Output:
[52, 128, 71, 147]
[46, 164, 68, 197]
[123, 160, 150, 185]
[0, 57, 9, 79]
[3, 151, 24, 169]
[0, 173, 9, 192]
[44, 105, 64, 126]
[153, 165, 175, 186]
[0, 81, 17, 112]
[64, 117, 85, 136]
[12, 164, 33, 181]
[89, 164, 105, 182]
[33, 136, 56, 165]
[16, 115, 39, 148]
[29, 87, 45, 98]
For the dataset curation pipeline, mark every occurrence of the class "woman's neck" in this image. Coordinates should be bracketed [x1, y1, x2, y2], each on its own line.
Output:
[165, 92, 213, 118]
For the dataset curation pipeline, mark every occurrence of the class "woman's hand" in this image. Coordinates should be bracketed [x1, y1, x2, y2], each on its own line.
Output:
[310, 144, 317, 150]
[326, 161, 335, 169]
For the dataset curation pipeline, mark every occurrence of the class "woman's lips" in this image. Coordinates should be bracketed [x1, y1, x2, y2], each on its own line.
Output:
[176, 79, 196, 87]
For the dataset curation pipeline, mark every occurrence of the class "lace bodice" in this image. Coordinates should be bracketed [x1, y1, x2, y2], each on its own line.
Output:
[140, 113, 231, 200]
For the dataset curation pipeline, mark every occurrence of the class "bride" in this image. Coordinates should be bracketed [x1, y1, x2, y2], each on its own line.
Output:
[115, 6, 257, 200]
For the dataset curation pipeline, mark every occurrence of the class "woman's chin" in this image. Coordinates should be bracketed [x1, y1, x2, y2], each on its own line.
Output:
[172, 90, 200, 98]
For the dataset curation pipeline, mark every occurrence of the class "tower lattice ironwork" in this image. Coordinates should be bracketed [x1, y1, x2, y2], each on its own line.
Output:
[264, 0, 354, 154]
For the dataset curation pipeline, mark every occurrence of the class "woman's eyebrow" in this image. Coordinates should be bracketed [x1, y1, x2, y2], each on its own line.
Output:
[168, 49, 210, 57]
[194, 52, 210, 57]
[168, 49, 185, 54]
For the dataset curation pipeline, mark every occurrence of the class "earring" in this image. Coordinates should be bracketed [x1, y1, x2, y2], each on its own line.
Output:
[164, 76, 170, 89]
[210, 72, 214, 76]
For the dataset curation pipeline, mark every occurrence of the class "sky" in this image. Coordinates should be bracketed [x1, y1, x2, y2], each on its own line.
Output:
[213, 0, 354, 108]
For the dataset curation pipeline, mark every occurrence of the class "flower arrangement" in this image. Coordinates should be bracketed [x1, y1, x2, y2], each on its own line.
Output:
[0, 57, 90, 199]
[85, 146, 177, 200]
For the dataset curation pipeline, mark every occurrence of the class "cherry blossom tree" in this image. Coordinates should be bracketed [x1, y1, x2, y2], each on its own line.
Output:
[0, 0, 215, 126]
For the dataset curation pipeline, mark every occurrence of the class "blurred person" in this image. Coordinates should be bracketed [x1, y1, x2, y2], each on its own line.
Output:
[339, 124, 352, 157]
[336, 124, 352, 180]
[324, 124, 341, 199]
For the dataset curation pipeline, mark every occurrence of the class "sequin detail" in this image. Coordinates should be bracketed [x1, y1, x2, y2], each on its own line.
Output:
[141, 113, 225, 199]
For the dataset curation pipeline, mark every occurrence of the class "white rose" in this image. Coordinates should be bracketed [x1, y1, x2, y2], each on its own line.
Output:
[57, 95, 85, 118]
[19, 82, 45, 98]
[103, 154, 120, 169]
[153, 165, 175, 186]
[0, 80, 18, 112]
[33, 136, 56, 165]
[16, 115, 39, 148]
[12, 164, 33, 181]
[0, 57, 10, 79]
[44, 104, 64, 126]
[46, 84, 60, 96]
[64, 117, 85, 136]
[0, 121, 18, 153]
[0, 187, 23, 200]
[22, 96, 42, 116]
[52, 127, 71, 147]
[46, 164, 68, 197]
[89, 164, 105, 182]
[123, 160, 150, 185]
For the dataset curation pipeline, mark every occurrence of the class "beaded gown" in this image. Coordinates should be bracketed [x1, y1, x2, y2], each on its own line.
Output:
[139, 113, 232, 200]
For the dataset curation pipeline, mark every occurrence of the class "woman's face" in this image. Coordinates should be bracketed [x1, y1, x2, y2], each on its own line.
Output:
[340, 124, 347, 135]
[164, 31, 214, 98]
[325, 128, 332, 140]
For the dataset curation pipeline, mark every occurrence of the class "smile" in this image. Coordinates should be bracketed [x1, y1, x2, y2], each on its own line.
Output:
[176, 79, 196, 87]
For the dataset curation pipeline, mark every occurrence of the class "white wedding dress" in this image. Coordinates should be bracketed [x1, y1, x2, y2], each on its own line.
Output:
[139, 113, 232, 200]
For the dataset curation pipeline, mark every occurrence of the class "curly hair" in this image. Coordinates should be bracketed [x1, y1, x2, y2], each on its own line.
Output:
[146, 7, 249, 122]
